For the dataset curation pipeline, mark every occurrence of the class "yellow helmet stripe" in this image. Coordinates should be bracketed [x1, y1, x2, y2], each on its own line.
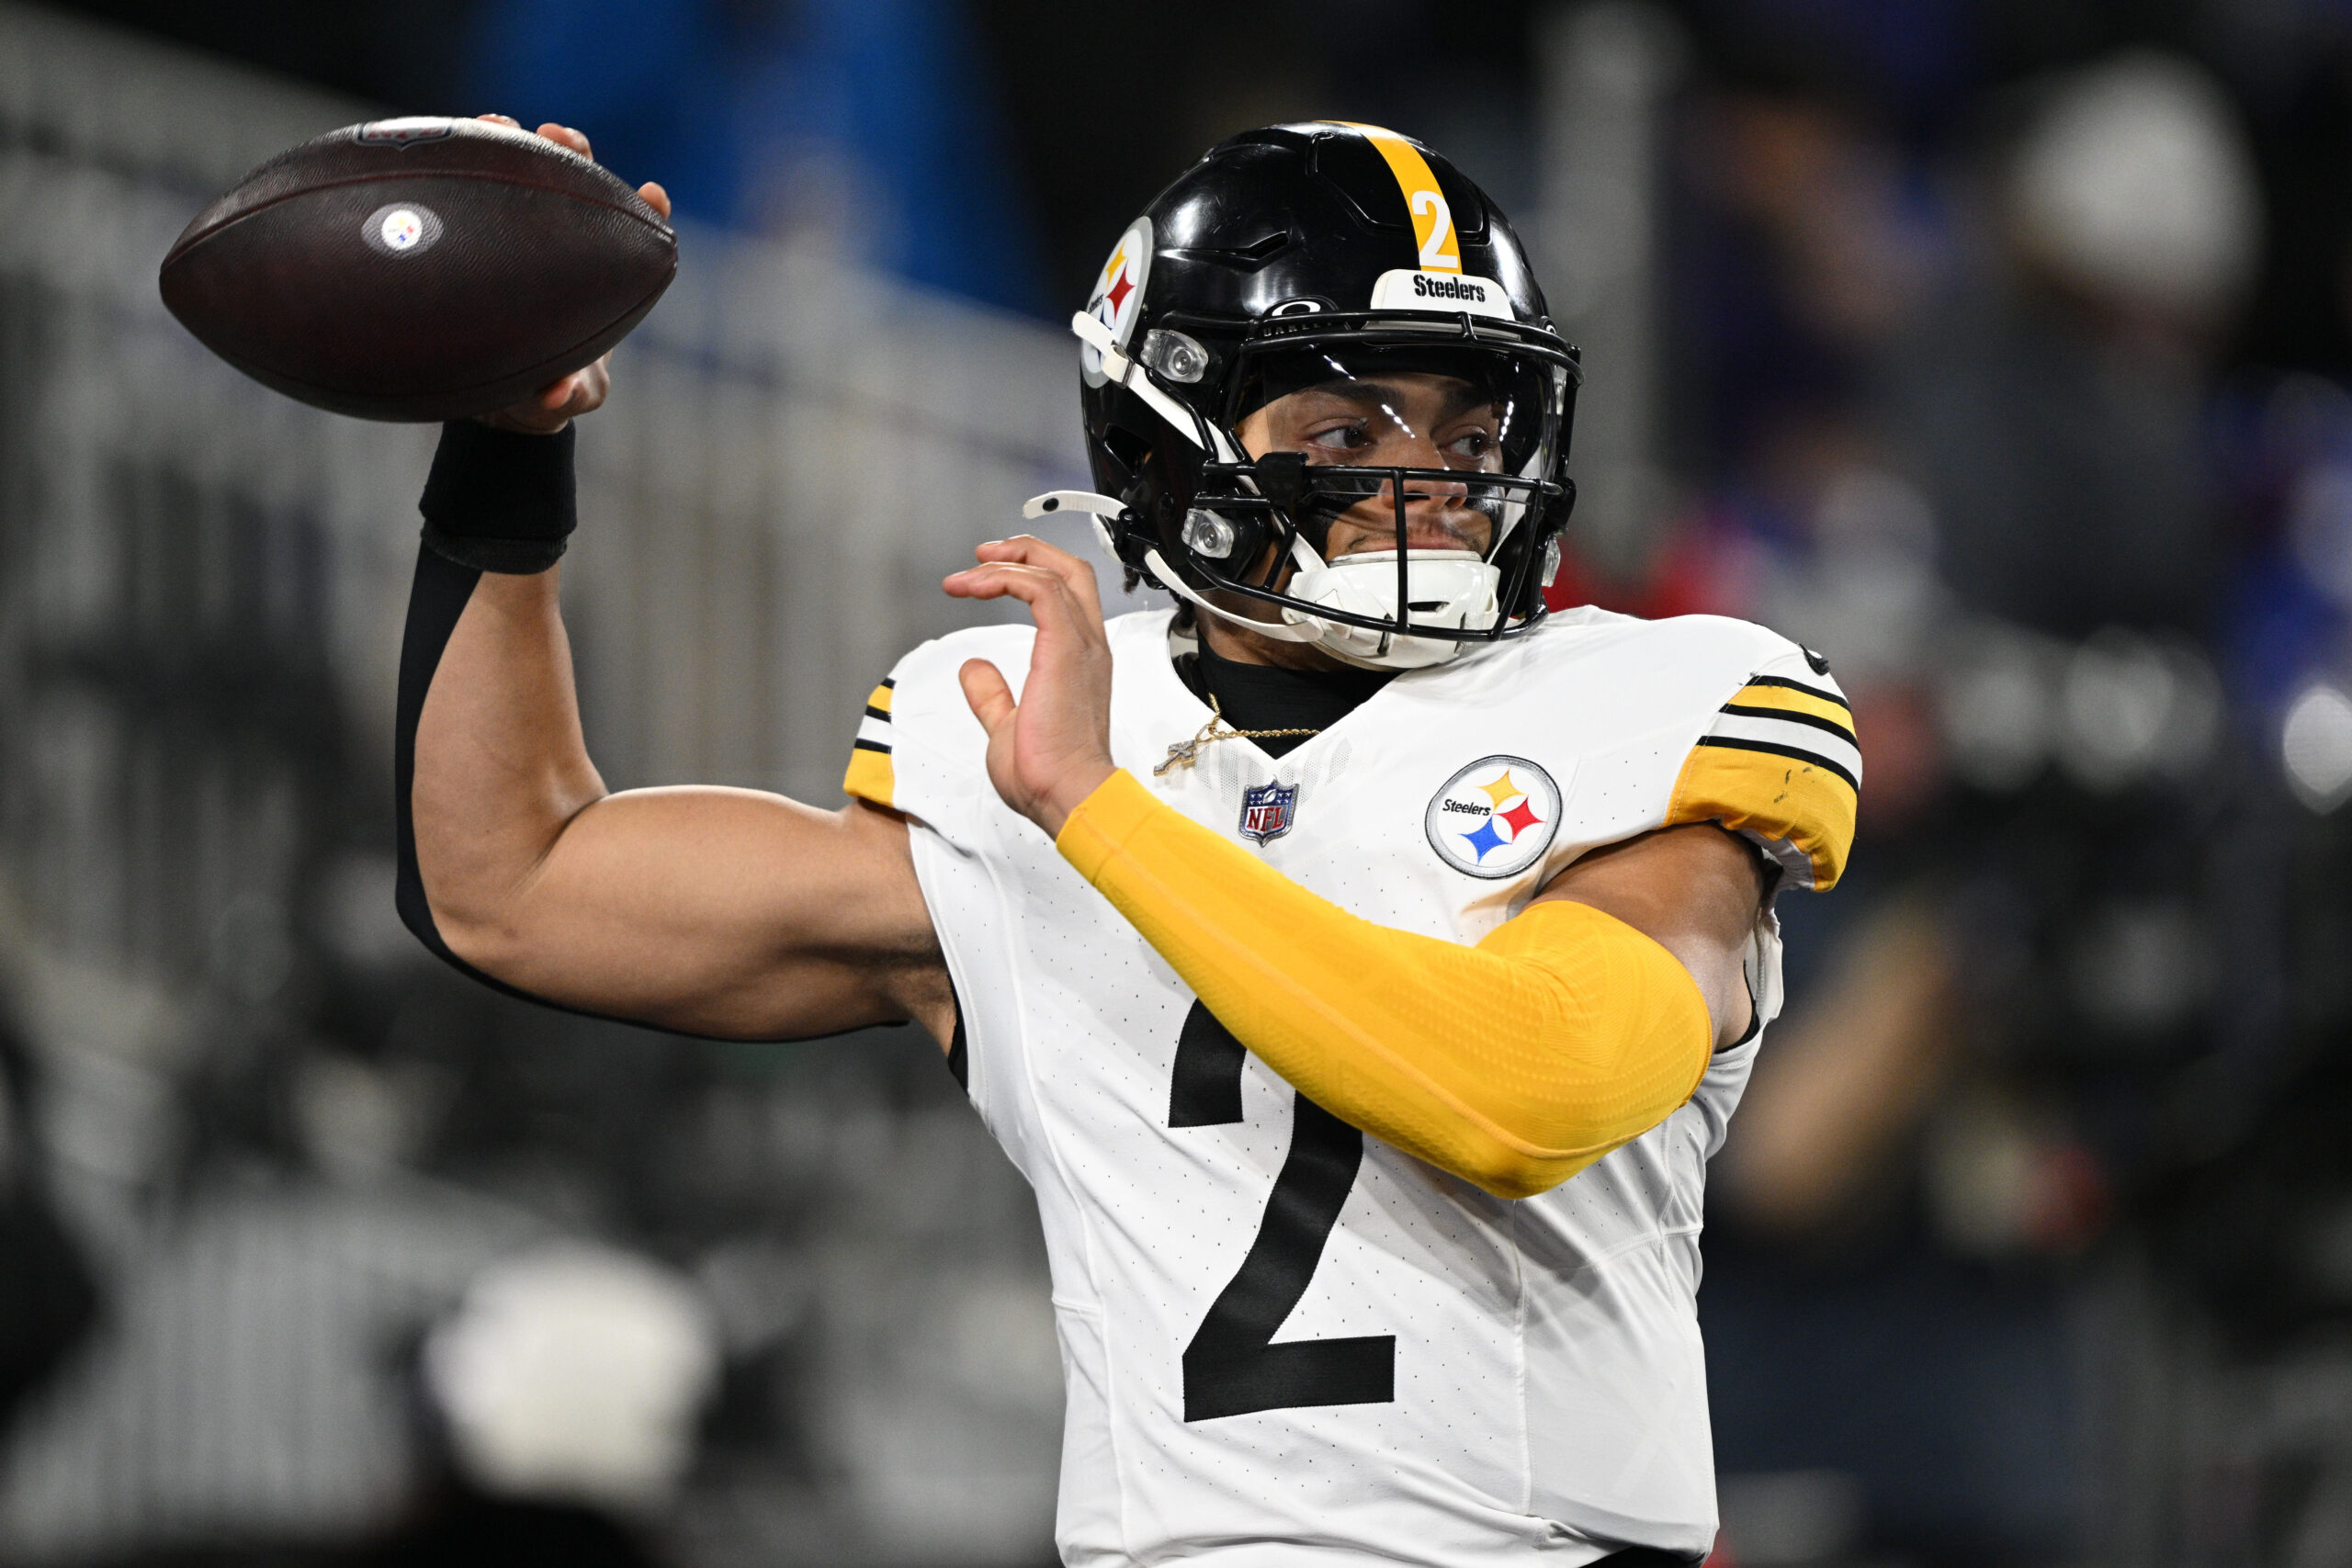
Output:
[1329, 121, 1463, 273]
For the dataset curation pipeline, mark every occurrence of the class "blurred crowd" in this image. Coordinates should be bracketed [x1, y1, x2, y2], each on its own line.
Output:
[1592, 7, 2352, 1563]
[7, 1, 2352, 1565]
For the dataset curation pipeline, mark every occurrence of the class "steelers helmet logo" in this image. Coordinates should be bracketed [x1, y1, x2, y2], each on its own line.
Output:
[1080, 218, 1152, 388]
[1425, 756, 1562, 878]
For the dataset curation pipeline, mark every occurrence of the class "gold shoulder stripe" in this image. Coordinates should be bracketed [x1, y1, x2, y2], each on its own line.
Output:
[1721, 695, 1857, 747]
[1729, 678, 1849, 727]
[1746, 673, 1849, 709]
[1668, 739, 1857, 890]
[1329, 121, 1463, 273]
[866, 681, 894, 716]
[843, 744, 895, 808]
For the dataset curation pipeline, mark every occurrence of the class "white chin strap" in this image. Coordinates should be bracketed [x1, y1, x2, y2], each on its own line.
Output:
[1031, 311, 1503, 670]
[1022, 491, 1500, 669]
[1282, 551, 1501, 670]
[1021, 491, 1319, 644]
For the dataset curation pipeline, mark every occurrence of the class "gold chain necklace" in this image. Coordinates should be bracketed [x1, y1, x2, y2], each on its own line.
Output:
[1154, 695, 1321, 775]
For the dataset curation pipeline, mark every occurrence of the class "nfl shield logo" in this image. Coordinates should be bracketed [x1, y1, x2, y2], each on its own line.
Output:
[1238, 782, 1298, 844]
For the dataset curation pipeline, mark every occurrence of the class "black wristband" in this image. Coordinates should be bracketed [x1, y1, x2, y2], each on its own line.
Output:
[418, 420, 578, 574]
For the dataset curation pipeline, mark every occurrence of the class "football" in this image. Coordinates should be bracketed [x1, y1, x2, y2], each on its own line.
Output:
[158, 117, 677, 422]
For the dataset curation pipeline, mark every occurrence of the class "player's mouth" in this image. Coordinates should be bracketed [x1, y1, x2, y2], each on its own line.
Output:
[1327, 514, 1488, 558]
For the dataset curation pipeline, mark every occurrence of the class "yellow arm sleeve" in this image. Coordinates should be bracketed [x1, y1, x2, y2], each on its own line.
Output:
[1057, 771, 1715, 1199]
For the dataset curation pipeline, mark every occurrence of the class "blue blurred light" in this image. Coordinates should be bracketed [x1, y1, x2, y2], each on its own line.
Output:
[467, 0, 1043, 315]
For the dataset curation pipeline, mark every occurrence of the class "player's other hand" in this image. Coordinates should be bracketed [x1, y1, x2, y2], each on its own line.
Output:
[471, 116, 673, 435]
[945, 536, 1118, 839]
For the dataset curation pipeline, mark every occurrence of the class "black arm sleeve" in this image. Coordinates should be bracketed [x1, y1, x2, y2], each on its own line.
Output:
[392, 542, 485, 971]
[393, 423, 586, 1010]
[393, 540, 590, 1028]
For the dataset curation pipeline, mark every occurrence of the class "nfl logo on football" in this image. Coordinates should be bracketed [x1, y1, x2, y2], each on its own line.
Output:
[1238, 782, 1298, 844]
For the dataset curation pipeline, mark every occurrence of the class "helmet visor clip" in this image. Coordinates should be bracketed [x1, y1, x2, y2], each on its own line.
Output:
[1252, 451, 1308, 508]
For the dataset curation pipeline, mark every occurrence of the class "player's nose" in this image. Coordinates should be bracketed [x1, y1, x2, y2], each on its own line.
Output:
[1380, 457, 1474, 515]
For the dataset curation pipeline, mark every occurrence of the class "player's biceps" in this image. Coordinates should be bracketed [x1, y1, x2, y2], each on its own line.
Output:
[1607, 925, 1743, 1051]
[802, 800, 935, 957]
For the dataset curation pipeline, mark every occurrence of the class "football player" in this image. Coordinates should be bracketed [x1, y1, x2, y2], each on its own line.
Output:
[399, 119, 1858, 1565]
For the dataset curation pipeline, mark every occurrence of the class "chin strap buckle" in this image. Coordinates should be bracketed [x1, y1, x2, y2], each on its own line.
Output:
[1023, 491, 1129, 569]
[1022, 490, 1125, 521]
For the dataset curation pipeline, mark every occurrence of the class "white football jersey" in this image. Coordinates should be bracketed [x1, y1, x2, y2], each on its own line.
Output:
[843, 606, 1858, 1565]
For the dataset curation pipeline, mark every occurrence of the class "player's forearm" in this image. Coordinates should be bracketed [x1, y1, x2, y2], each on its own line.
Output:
[408, 564, 607, 945]
[1057, 771, 1714, 1200]
[396, 420, 605, 964]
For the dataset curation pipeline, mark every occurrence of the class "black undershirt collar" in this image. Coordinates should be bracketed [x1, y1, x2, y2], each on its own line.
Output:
[1173, 639, 1396, 759]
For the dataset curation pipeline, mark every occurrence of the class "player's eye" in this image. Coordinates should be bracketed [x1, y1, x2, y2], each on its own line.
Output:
[1443, 427, 1498, 466]
[1304, 421, 1370, 456]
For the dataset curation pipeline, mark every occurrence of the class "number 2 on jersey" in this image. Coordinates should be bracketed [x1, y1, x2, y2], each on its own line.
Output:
[1170, 1000, 1395, 1421]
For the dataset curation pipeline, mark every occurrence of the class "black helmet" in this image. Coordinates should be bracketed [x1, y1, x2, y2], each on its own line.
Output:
[1042, 121, 1580, 669]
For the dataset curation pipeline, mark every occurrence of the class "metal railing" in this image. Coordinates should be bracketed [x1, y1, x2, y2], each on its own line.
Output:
[0, 6, 1078, 1562]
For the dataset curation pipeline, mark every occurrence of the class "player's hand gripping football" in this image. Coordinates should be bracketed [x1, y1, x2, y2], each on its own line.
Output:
[945, 536, 1118, 840]
[470, 116, 673, 434]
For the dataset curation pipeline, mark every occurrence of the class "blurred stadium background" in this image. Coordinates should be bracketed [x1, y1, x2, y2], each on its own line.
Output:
[2, 1, 2351, 1563]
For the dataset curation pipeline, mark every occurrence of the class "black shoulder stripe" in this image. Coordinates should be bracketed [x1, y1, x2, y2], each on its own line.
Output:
[1695, 734, 1860, 792]
[863, 704, 891, 722]
[1719, 702, 1858, 745]
[851, 738, 892, 755]
[1743, 673, 1851, 713]
[880, 675, 897, 689]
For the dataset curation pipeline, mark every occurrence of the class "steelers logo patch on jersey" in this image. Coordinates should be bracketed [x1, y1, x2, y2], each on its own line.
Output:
[1424, 755, 1562, 878]
[1080, 217, 1153, 389]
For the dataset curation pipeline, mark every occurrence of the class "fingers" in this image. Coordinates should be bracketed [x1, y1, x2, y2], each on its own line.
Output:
[960, 536, 1103, 615]
[958, 659, 1016, 736]
[941, 561, 1102, 645]
[537, 369, 589, 413]
[477, 118, 667, 225]
[477, 358, 609, 434]
[474, 116, 596, 162]
[942, 536, 1107, 652]
[943, 563, 1108, 666]
[537, 358, 611, 414]
[941, 560, 1062, 605]
[535, 122, 593, 160]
